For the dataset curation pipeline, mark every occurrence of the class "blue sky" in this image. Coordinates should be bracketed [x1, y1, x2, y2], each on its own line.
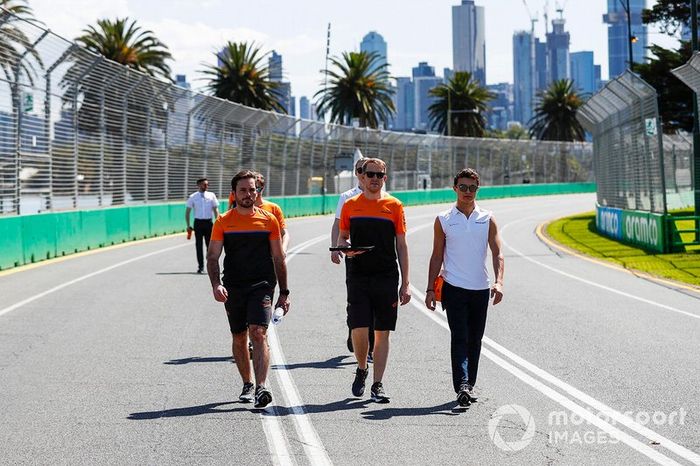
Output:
[30, 0, 678, 99]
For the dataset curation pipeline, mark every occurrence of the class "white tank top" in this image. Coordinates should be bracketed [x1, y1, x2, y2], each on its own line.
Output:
[438, 203, 491, 290]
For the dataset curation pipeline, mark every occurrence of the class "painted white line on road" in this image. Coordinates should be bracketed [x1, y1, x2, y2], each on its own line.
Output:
[500, 220, 700, 321]
[408, 286, 686, 466]
[260, 406, 295, 466]
[263, 234, 333, 466]
[0, 243, 189, 318]
[410, 284, 697, 465]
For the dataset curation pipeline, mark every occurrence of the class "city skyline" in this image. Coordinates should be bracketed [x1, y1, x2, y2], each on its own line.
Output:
[27, 0, 679, 103]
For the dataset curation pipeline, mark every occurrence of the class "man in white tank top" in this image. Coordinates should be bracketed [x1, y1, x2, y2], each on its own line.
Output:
[425, 168, 504, 407]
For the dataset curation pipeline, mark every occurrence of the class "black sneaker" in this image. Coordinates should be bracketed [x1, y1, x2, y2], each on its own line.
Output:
[248, 341, 254, 360]
[197, 267, 204, 274]
[367, 352, 374, 364]
[371, 382, 390, 403]
[254, 385, 272, 408]
[239, 382, 254, 403]
[457, 384, 474, 406]
[351, 367, 368, 397]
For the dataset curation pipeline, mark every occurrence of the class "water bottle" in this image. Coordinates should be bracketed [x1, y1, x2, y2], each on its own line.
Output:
[272, 307, 285, 325]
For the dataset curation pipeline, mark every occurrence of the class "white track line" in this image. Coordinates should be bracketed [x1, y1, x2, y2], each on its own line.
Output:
[0, 243, 189, 318]
[501, 219, 700, 321]
[263, 235, 333, 466]
[406, 215, 699, 465]
[409, 287, 688, 466]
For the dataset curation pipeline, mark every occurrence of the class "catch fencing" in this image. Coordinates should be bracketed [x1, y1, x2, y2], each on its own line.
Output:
[0, 8, 592, 216]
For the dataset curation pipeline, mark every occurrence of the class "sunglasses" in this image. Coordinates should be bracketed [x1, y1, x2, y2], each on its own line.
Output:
[255, 186, 263, 193]
[364, 171, 385, 179]
[457, 184, 478, 193]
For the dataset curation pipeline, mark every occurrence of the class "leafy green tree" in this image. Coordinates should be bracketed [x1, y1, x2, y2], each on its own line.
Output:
[0, 1, 42, 89]
[314, 51, 394, 128]
[634, 41, 693, 133]
[529, 79, 585, 142]
[76, 17, 172, 80]
[428, 71, 493, 137]
[642, 0, 690, 36]
[201, 41, 284, 112]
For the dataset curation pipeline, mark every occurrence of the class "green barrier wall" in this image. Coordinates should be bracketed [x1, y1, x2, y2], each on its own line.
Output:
[0, 182, 594, 270]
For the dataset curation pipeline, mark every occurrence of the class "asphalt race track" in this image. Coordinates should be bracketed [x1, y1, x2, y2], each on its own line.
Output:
[1, 193, 698, 465]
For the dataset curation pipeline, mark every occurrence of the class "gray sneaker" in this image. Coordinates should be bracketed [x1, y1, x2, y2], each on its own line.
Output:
[457, 384, 473, 406]
[254, 385, 273, 408]
[239, 382, 254, 403]
[371, 382, 390, 403]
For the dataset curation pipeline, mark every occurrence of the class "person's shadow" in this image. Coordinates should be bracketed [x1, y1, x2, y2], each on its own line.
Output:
[271, 355, 354, 371]
[164, 356, 233, 365]
[128, 401, 249, 419]
[359, 401, 467, 420]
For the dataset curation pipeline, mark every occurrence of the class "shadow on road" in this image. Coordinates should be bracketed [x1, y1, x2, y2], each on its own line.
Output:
[271, 355, 354, 371]
[360, 401, 466, 420]
[128, 401, 249, 419]
[269, 397, 372, 416]
[155, 272, 203, 275]
[164, 356, 233, 365]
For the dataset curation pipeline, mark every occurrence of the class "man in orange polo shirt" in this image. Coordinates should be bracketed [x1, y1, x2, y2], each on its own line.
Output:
[337, 157, 411, 403]
[207, 170, 290, 409]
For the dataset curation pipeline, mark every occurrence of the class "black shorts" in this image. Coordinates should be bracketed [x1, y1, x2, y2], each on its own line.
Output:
[347, 273, 399, 331]
[224, 281, 275, 334]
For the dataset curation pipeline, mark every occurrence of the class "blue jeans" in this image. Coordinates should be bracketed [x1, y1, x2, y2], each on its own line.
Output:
[442, 281, 490, 393]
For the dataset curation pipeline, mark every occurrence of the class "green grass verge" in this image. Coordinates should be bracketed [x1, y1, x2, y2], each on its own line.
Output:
[546, 212, 700, 287]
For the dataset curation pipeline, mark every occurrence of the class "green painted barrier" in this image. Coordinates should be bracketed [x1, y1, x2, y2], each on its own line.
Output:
[596, 204, 666, 253]
[0, 182, 595, 270]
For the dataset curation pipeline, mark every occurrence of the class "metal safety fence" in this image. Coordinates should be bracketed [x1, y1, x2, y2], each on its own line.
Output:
[577, 71, 677, 214]
[0, 9, 592, 216]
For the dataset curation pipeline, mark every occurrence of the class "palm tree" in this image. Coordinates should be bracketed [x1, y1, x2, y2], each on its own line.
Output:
[428, 71, 493, 137]
[75, 17, 172, 80]
[528, 79, 585, 141]
[314, 51, 395, 129]
[200, 41, 284, 112]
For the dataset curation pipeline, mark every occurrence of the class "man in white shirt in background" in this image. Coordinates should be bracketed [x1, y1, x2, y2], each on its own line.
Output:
[330, 151, 375, 362]
[185, 177, 220, 274]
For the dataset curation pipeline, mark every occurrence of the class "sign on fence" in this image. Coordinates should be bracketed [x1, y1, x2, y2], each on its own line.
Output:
[596, 204, 665, 252]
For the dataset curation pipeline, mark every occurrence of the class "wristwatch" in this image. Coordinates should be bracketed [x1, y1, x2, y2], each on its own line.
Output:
[279, 288, 290, 296]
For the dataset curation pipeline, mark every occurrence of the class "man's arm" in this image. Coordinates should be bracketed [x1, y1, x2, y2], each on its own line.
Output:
[396, 234, 411, 305]
[185, 207, 192, 231]
[281, 228, 290, 253]
[212, 204, 220, 218]
[488, 215, 505, 305]
[270, 239, 290, 313]
[425, 218, 445, 311]
[330, 218, 342, 264]
[206, 240, 228, 302]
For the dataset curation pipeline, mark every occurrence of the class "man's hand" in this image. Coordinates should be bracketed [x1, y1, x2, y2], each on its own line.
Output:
[330, 250, 343, 264]
[275, 295, 290, 315]
[491, 283, 503, 305]
[187, 226, 193, 232]
[399, 283, 411, 305]
[425, 290, 436, 311]
[213, 285, 228, 303]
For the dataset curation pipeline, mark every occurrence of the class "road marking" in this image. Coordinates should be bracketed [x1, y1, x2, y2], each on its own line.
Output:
[260, 407, 295, 466]
[536, 221, 700, 294]
[409, 286, 691, 466]
[263, 234, 333, 466]
[0, 243, 189, 318]
[501, 219, 700, 321]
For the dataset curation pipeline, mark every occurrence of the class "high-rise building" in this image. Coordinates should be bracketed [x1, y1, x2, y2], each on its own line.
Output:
[513, 31, 534, 126]
[299, 96, 310, 120]
[570, 51, 596, 95]
[412, 62, 442, 131]
[452, 0, 486, 86]
[486, 83, 514, 131]
[604, 0, 648, 79]
[547, 17, 570, 83]
[268, 50, 293, 115]
[360, 31, 388, 70]
[535, 39, 548, 92]
[268, 50, 283, 81]
[595, 65, 603, 90]
[394, 77, 414, 131]
[175, 74, 191, 89]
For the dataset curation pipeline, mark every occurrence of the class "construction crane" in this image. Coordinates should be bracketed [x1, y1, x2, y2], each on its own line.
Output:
[521, 0, 539, 37]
